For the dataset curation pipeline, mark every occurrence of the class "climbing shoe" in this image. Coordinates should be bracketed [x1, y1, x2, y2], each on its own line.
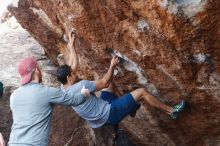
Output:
[171, 100, 185, 119]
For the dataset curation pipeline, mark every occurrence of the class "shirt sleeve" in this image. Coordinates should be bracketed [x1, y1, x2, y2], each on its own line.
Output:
[82, 80, 96, 93]
[46, 87, 86, 106]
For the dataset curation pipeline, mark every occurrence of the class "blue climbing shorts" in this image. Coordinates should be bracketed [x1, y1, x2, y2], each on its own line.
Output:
[100, 91, 140, 125]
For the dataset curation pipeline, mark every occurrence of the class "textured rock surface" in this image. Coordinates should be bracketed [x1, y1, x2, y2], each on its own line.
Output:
[4, 0, 220, 145]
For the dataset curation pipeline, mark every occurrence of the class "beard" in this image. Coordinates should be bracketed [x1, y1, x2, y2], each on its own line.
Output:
[39, 77, 42, 83]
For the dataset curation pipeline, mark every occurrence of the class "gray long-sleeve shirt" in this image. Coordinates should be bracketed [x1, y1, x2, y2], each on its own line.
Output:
[8, 82, 86, 146]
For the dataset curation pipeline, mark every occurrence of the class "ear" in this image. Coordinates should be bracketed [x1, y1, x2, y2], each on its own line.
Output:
[67, 75, 71, 82]
[35, 67, 42, 77]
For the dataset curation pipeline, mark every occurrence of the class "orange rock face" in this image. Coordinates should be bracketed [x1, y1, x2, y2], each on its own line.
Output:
[8, 0, 220, 145]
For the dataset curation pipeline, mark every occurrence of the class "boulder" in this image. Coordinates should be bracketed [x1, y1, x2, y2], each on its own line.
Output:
[5, 0, 220, 145]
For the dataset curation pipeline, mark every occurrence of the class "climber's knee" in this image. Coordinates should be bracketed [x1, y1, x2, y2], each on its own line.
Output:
[131, 88, 147, 101]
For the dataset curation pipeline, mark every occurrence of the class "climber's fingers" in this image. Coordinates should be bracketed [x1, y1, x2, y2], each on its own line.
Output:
[67, 32, 75, 48]
[110, 56, 120, 68]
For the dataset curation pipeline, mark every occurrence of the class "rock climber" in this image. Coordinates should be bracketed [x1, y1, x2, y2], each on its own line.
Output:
[56, 30, 185, 129]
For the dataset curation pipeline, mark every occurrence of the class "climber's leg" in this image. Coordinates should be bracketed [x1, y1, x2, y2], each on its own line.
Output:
[131, 88, 185, 119]
[111, 82, 123, 97]
[131, 88, 172, 114]
[101, 82, 140, 118]
[100, 82, 119, 103]
[105, 92, 141, 125]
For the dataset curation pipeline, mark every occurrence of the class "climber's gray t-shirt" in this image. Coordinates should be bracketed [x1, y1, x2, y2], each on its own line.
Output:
[8, 82, 86, 146]
[62, 80, 111, 128]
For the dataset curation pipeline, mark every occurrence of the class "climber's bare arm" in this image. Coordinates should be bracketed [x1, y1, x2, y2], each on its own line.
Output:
[67, 31, 78, 72]
[95, 56, 119, 91]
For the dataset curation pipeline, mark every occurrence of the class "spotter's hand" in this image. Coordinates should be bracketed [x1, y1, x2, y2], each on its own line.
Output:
[81, 85, 90, 97]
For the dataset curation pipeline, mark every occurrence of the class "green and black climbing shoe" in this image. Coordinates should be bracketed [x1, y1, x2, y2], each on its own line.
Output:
[171, 100, 185, 119]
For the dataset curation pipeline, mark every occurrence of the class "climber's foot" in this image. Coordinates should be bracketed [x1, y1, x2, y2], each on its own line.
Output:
[171, 100, 185, 119]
